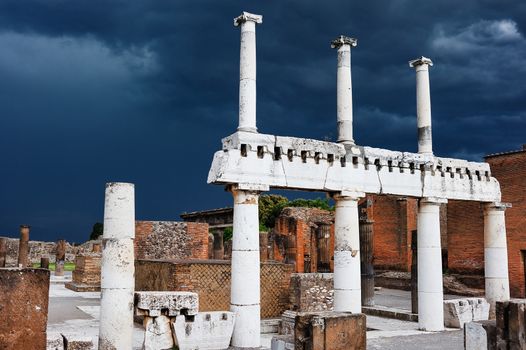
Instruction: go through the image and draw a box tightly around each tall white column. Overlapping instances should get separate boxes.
[484,202,511,318]
[234,12,262,133]
[417,197,446,331]
[230,184,267,348]
[99,183,135,349]
[409,56,433,155]
[333,192,363,313]
[331,36,357,145]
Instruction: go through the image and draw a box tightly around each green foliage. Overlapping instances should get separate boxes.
[33,262,76,271]
[258,194,333,230]
[89,222,104,240]
[223,226,233,242]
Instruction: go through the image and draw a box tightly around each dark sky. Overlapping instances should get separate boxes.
[0,1,525,242]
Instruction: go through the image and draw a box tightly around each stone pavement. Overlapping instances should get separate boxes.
[47,284,464,349]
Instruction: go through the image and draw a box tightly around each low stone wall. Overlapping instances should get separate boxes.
[289,273,334,312]
[0,237,98,266]
[135,259,294,319]
[0,268,50,349]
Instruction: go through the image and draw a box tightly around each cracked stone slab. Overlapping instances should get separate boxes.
[172,311,235,350]
[443,297,489,328]
[134,291,198,317]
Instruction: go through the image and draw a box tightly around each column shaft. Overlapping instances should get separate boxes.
[230,188,260,348]
[360,219,374,307]
[213,230,224,260]
[55,239,66,277]
[99,183,135,349]
[417,199,444,331]
[235,12,262,133]
[409,57,433,155]
[333,195,361,313]
[484,203,510,318]
[18,225,30,267]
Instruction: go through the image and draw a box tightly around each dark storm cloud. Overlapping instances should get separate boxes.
[0,1,524,241]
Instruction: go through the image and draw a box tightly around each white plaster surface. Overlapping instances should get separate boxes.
[172,312,235,350]
[443,298,490,328]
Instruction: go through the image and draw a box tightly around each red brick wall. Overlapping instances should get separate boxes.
[447,200,484,274]
[370,195,417,271]
[486,151,526,297]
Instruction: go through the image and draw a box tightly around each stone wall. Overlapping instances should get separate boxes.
[66,253,102,292]
[289,273,333,312]
[135,221,209,260]
[0,237,98,266]
[0,268,50,349]
[135,259,294,318]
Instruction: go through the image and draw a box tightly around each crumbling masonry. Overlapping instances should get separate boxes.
[206,11,511,348]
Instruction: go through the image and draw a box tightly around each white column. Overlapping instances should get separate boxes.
[331,36,357,145]
[409,56,433,155]
[484,202,511,318]
[99,182,135,349]
[417,197,446,331]
[234,12,262,133]
[333,192,363,313]
[230,184,267,348]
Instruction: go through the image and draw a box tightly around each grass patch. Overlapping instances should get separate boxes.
[32,262,76,271]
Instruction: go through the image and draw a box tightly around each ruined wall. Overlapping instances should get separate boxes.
[0,238,97,266]
[447,200,484,274]
[486,150,526,297]
[369,195,417,272]
[135,259,294,318]
[66,253,102,291]
[135,221,209,260]
[0,268,50,349]
[289,273,334,312]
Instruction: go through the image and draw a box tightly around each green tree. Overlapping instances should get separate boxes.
[89,222,104,240]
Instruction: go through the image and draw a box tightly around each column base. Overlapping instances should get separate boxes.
[418,291,444,331]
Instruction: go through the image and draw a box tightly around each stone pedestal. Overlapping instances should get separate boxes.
[464,320,496,350]
[172,312,235,350]
[495,299,526,349]
[0,268,50,349]
[443,298,489,328]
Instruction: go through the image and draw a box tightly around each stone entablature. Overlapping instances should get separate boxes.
[209,131,501,203]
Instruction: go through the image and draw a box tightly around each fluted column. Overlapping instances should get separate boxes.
[235,12,262,133]
[331,36,357,145]
[409,56,434,155]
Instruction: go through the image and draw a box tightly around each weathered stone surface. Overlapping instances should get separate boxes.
[135,291,199,317]
[62,334,93,350]
[65,254,101,292]
[444,298,490,328]
[291,311,366,350]
[172,311,235,350]
[464,320,496,350]
[289,273,334,312]
[143,316,174,350]
[0,268,50,349]
[495,299,526,350]
[271,335,294,350]
[47,332,64,350]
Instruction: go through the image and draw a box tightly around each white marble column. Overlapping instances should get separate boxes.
[484,202,511,318]
[417,197,446,331]
[230,183,267,348]
[234,11,262,133]
[99,182,135,349]
[409,57,433,155]
[333,191,363,313]
[331,36,357,145]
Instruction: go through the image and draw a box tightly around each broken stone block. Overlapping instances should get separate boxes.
[62,334,93,350]
[444,298,490,328]
[143,315,174,350]
[172,311,235,350]
[47,332,64,350]
[134,291,198,317]
[279,310,297,336]
[271,335,294,350]
[0,268,50,349]
[464,320,496,350]
[294,311,366,350]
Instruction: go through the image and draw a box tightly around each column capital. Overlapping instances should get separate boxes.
[332,190,365,201]
[484,202,512,212]
[331,35,357,49]
[420,197,447,205]
[234,11,263,27]
[409,56,433,68]
[228,183,269,193]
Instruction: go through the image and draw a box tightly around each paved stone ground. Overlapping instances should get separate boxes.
[47,283,464,349]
